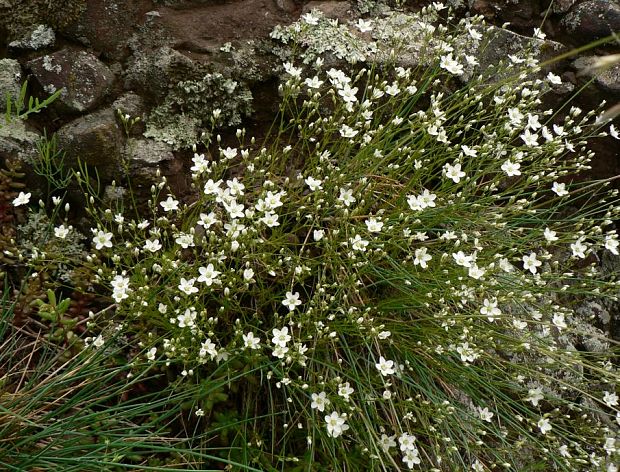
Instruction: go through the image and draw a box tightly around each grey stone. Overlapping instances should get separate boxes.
[112,92,147,136]
[124,46,195,101]
[27,49,115,114]
[0,59,23,111]
[552,0,577,14]
[573,55,620,99]
[0,119,40,162]
[475,26,566,80]
[562,0,620,45]
[57,108,123,178]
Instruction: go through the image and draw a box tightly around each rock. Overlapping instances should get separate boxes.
[0,59,23,111]
[552,0,577,14]
[57,108,123,179]
[562,0,620,45]
[124,46,195,101]
[113,92,147,136]
[475,26,566,80]
[274,0,297,13]
[27,49,115,114]
[302,1,351,20]
[63,0,152,60]
[573,55,620,100]
[0,119,40,162]
[121,138,185,199]
[8,24,55,51]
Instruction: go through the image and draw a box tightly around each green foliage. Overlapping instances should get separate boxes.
[3,80,61,125]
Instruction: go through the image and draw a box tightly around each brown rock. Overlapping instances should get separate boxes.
[57,108,123,179]
[27,49,114,114]
[302,1,351,21]
[562,0,620,46]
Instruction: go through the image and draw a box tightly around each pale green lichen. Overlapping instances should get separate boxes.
[145,72,253,149]
[8,24,55,50]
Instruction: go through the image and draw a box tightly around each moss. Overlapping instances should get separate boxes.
[0,0,86,41]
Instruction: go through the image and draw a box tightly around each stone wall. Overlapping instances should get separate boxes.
[0,0,618,195]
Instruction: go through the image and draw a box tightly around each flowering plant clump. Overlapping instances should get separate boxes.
[11,3,620,471]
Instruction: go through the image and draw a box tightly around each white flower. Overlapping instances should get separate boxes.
[338,187,356,207]
[522,252,542,274]
[175,232,194,249]
[461,145,477,157]
[144,238,162,252]
[54,224,70,239]
[226,177,245,196]
[501,160,521,176]
[453,250,474,268]
[526,387,544,406]
[177,308,197,328]
[444,162,466,183]
[478,407,494,422]
[197,264,221,286]
[203,179,222,195]
[365,217,384,233]
[92,334,105,348]
[221,147,238,159]
[243,268,254,281]
[311,392,330,412]
[538,418,552,434]
[604,437,616,455]
[305,176,323,191]
[160,196,179,212]
[339,124,358,138]
[198,211,218,229]
[272,327,291,347]
[191,153,209,174]
[12,191,31,207]
[313,229,325,241]
[325,411,349,438]
[379,434,397,453]
[92,230,113,250]
[282,291,302,311]
[195,408,204,417]
[375,356,395,376]
[480,298,501,321]
[457,342,478,363]
[146,347,157,361]
[508,107,524,125]
[283,62,302,78]
[606,235,620,255]
[398,432,417,452]
[552,182,568,197]
[178,277,198,295]
[243,332,261,350]
[610,124,619,139]
[544,227,558,242]
[520,129,539,147]
[414,247,432,268]
[349,234,369,251]
[304,76,323,89]
[338,382,354,400]
[468,264,485,279]
[260,212,280,227]
[547,72,562,85]
[301,12,320,25]
[604,391,619,407]
[440,53,464,75]
[355,18,373,32]
[570,238,588,259]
